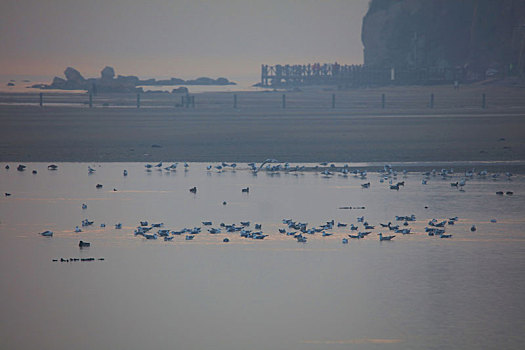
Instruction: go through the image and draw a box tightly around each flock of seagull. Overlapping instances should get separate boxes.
[43,210,472,249]
[1,160,516,253]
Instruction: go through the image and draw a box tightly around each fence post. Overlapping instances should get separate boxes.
[381,93,385,109]
[89,93,93,108]
[192,96,195,108]
[282,94,286,109]
[332,93,336,109]
[136,93,140,109]
[39,93,43,107]
[430,93,434,108]
[482,93,486,109]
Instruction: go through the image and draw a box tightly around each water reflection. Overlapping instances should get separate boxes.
[0,162,525,350]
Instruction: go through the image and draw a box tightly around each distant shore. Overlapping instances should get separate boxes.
[1,85,524,172]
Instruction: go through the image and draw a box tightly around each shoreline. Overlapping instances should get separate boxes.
[1,85,524,169]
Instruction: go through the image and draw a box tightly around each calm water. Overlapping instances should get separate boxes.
[1,162,525,350]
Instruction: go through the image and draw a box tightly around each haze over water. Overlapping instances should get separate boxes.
[1,162,524,350]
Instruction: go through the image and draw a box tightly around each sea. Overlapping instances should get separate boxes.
[1,162,524,350]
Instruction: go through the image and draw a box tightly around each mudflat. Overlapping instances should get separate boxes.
[1,85,524,165]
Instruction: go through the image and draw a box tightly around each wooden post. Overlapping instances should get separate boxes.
[482,93,486,109]
[381,93,385,109]
[191,96,195,108]
[332,94,336,109]
[180,95,184,107]
[89,93,93,108]
[430,93,434,108]
[282,94,286,109]
[233,94,237,108]
[39,93,43,107]
[136,93,140,109]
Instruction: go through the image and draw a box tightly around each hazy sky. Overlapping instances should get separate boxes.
[0,0,369,80]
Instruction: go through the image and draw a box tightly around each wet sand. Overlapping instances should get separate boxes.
[1,85,524,168]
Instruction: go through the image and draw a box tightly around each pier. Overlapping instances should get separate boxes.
[260,63,463,87]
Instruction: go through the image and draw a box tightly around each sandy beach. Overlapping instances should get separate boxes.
[1,85,524,169]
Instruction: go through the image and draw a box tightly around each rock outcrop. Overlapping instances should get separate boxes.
[362,0,525,79]
[100,66,115,81]
[64,67,85,84]
[32,66,236,92]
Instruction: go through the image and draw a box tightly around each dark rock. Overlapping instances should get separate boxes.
[64,67,85,83]
[51,77,67,88]
[30,83,47,89]
[138,78,156,85]
[101,66,115,80]
[189,77,215,85]
[34,66,235,92]
[116,75,139,85]
[171,87,189,94]
[216,77,234,85]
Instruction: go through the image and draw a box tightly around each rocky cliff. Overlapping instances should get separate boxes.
[362,0,525,79]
